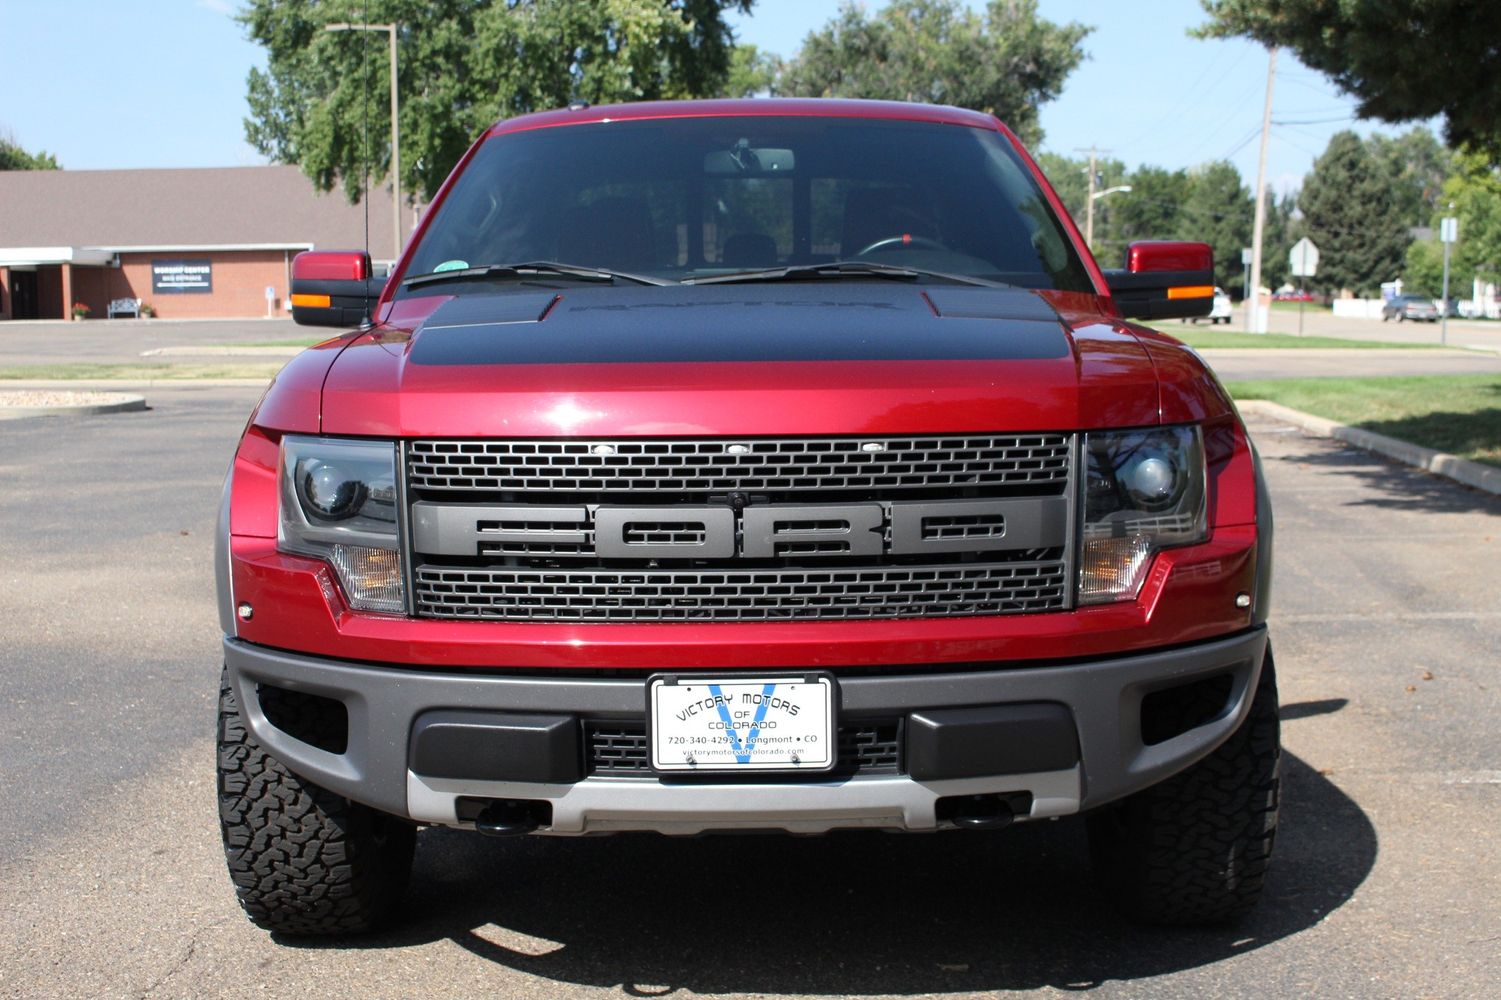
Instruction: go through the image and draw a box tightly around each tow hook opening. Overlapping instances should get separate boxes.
[456,797,552,836]
[936,791,1033,829]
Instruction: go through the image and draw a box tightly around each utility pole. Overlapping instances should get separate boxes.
[1075,145,1110,251]
[1247,48,1276,333]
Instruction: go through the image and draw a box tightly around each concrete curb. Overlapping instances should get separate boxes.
[0,393,147,421]
[1239,399,1501,496]
[139,346,303,358]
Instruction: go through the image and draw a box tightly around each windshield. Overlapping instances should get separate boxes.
[402,115,1094,293]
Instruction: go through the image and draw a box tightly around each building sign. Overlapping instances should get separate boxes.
[151,259,213,294]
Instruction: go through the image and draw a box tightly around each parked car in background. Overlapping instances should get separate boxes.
[1382,295,1439,322]
[1272,290,1315,302]
[1182,286,1232,324]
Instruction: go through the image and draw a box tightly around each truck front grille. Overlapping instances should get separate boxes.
[415,560,1068,622]
[405,433,1076,623]
[408,434,1071,494]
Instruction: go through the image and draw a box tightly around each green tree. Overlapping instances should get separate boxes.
[1199,1,1501,161]
[1110,164,1189,245]
[1405,149,1501,294]
[0,130,60,170]
[723,44,780,97]
[1368,127,1453,229]
[1403,236,1444,295]
[1179,160,1253,295]
[776,0,1090,146]
[1298,131,1411,295]
[1260,191,1301,293]
[241,0,752,204]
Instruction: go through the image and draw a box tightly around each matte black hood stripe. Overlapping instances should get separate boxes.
[407,285,1070,366]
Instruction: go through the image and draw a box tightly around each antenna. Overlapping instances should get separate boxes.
[362,0,371,276]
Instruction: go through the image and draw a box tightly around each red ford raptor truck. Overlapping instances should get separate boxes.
[215,99,1277,935]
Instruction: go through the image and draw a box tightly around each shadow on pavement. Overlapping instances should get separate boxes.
[284,751,1375,994]
[1267,438,1501,516]
[1279,698,1347,721]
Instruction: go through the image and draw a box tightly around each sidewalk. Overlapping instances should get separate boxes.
[1200,347,1501,382]
[1240,399,1501,496]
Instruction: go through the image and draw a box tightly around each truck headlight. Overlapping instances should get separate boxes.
[277,435,405,613]
[1079,425,1207,604]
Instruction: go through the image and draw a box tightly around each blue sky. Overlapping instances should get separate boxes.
[2,0,1410,197]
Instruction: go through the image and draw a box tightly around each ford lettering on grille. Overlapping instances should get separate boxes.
[412,497,1067,560]
[405,434,1076,621]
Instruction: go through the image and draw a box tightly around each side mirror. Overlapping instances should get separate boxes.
[289,251,382,327]
[1103,241,1214,321]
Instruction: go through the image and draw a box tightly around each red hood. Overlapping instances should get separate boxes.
[298,285,1225,438]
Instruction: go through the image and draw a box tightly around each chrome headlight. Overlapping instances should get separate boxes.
[1079,425,1207,604]
[277,435,404,613]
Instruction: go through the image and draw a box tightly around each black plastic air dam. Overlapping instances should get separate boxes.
[410,710,581,784]
[906,703,1079,780]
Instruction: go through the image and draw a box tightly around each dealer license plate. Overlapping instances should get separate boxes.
[648,675,836,773]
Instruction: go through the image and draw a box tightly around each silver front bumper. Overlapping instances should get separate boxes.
[224,627,1268,835]
[407,768,1083,835]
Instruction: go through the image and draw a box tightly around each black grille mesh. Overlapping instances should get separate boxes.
[414,560,1068,622]
[585,720,902,775]
[407,434,1072,494]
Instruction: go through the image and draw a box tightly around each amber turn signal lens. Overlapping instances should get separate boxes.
[290,293,332,308]
[328,544,405,613]
[1077,535,1155,605]
[1166,285,1214,300]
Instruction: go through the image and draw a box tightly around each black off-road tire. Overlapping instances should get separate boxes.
[217,667,415,936]
[1087,648,1281,925]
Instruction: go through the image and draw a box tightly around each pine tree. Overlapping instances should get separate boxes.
[1179,161,1252,295]
[1299,131,1411,296]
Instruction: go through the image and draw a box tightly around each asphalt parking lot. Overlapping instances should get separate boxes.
[1,384,1498,999]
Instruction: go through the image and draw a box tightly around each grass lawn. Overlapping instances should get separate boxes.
[238,337,326,348]
[0,363,282,380]
[1230,374,1501,468]
[1153,326,1445,350]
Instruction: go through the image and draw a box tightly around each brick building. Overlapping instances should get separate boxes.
[0,166,398,320]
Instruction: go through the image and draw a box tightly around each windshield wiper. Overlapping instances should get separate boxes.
[402,260,671,289]
[681,260,1007,288]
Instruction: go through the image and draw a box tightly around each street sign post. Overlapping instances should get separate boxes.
[1240,247,1252,318]
[1440,217,1458,346]
[1288,237,1319,336]
[1289,237,1319,278]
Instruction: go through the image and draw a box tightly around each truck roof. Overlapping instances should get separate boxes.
[485,98,1005,138]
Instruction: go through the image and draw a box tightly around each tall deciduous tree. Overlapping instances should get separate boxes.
[0,130,60,170]
[1406,150,1501,293]
[1299,131,1411,296]
[241,0,752,203]
[1108,165,1190,255]
[776,0,1090,146]
[1368,127,1453,229]
[723,44,779,97]
[1198,0,1501,161]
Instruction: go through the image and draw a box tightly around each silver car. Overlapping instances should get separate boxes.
[1382,294,1439,322]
